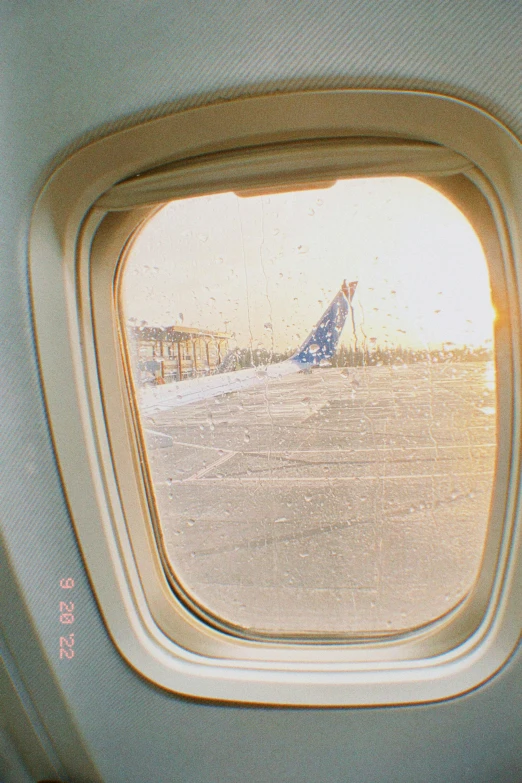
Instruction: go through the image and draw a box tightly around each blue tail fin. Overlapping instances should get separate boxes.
[291,280,357,366]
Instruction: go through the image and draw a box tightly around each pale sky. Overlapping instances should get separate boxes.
[121,177,495,353]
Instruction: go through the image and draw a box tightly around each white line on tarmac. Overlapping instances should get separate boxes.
[158,442,495,456]
[184,451,237,481]
[240,444,496,455]
[154,437,235,453]
[144,428,174,442]
[168,470,492,483]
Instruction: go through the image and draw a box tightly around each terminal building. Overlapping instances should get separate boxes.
[128,324,230,383]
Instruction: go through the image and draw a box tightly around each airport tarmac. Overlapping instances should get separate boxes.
[141,361,496,636]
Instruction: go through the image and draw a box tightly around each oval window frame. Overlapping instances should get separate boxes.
[30,90,522,704]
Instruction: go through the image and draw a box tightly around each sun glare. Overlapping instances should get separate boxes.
[123,177,493,356]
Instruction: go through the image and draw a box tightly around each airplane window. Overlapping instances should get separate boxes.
[119,176,496,637]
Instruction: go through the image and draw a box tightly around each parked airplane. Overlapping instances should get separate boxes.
[139,280,358,413]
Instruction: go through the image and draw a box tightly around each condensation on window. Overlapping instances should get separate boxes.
[120,177,496,636]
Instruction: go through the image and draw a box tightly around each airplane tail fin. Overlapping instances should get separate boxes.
[291,280,357,366]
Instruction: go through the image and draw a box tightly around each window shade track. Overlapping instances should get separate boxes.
[97,139,474,210]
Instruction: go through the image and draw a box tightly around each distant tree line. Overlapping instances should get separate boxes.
[229,347,294,369]
[227,344,493,369]
[331,344,493,367]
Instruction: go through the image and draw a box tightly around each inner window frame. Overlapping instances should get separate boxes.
[110,172,505,645]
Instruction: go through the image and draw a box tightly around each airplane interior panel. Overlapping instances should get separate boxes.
[0,2,521,781]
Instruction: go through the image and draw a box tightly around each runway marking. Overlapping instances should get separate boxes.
[156,442,495,456]
[184,451,237,481]
[144,428,174,442]
[240,444,496,455]
[193,517,374,557]
[168,470,492,484]
[149,437,234,453]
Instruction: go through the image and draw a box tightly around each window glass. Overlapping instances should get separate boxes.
[120,177,496,636]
